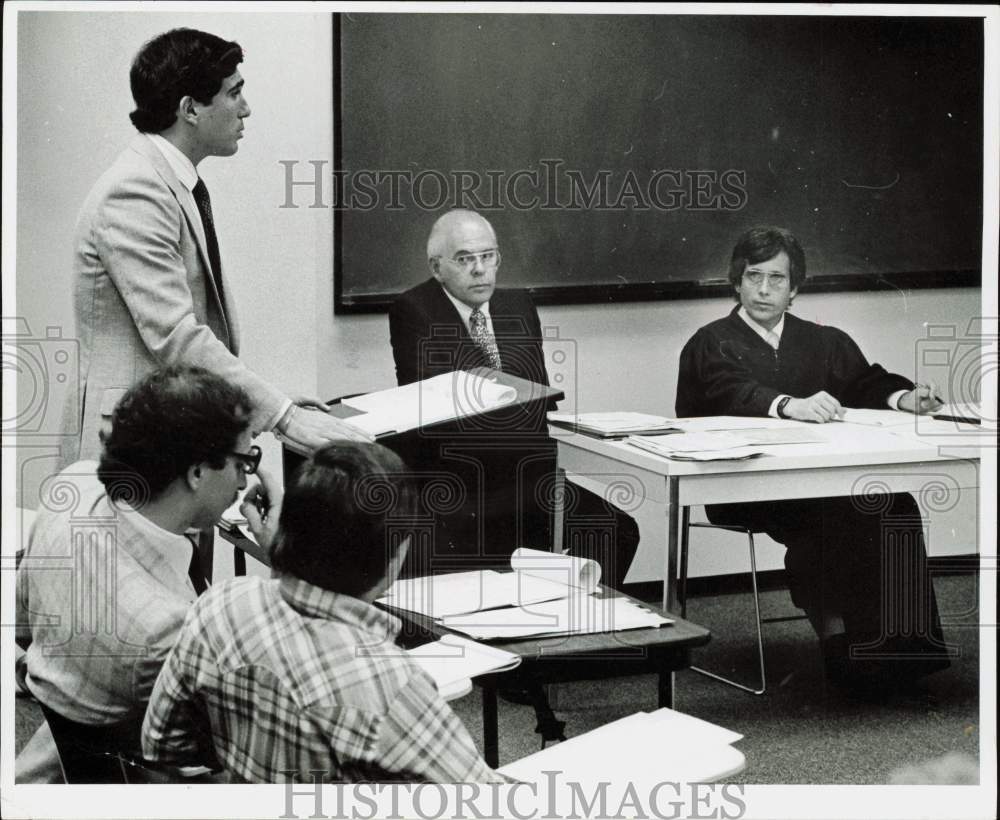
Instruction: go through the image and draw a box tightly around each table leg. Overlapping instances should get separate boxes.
[482,684,499,768]
[552,467,565,552]
[658,670,674,709]
[662,478,679,612]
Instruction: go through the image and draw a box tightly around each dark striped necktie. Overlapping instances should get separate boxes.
[192,178,224,304]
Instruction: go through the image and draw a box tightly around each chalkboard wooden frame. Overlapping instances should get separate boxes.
[333,13,982,315]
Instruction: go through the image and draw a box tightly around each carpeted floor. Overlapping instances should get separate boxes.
[13,574,981,784]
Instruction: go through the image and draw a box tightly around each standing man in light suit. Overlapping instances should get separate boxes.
[62,28,366,467]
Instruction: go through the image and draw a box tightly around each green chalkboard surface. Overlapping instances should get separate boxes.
[334,14,982,312]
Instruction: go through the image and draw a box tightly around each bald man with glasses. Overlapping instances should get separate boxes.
[389,209,548,388]
[387,210,552,564]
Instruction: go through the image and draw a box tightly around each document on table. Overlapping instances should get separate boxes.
[673,415,808,432]
[406,634,521,693]
[547,411,680,437]
[626,432,765,461]
[498,708,745,784]
[340,371,518,436]
[439,594,671,640]
[839,408,917,427]
[378,548,601,619]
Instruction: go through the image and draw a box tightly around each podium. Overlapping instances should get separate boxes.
[281,369,563,578]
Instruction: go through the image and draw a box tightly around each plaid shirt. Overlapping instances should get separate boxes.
[142,575,504,783]
[17,462,198,725]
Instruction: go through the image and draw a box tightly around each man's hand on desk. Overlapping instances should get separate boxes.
[784,391,844,423]
[897,383,944,415]
[241,468,283,550]
[276,402,374,449]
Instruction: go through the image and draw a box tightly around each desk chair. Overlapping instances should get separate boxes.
[39,703,217,784]
[677,507,805,695]
[38,703,146,783]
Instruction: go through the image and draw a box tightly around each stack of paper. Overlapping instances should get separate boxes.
[548,411,680,438]
[378,549,602,619]
[627,432,764,461]
[440,595,671,640]
[406,634,521,694]
[340,371,518,437]
[498,707,745,783]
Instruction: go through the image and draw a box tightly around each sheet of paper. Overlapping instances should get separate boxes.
[406,635,521,691]
[440,595,671,640]
[342,371,517,434]
[839,408,917,427]
[626,433,765,461]
[547,411,677,434]
[378,570,572,619]
[510,547,601,593]
[730,427,828,445]
[673,415,807,432]
[498,708,745,784]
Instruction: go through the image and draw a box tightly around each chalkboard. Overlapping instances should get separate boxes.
[332,14,982,312]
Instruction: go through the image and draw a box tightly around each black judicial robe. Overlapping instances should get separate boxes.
[676,306,950,683]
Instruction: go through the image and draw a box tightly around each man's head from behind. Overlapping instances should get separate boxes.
[427,209,500,309]
[97,365,253,529]
[271,442,418,601]
[129,28,249,159]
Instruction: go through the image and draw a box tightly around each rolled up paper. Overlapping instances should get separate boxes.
[510,547,601,594]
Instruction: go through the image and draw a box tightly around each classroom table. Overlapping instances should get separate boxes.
[216,522,711,769]
[548,419,984,611]
[381,588,711,769]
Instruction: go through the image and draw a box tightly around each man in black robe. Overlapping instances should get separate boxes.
[676,226,952,696]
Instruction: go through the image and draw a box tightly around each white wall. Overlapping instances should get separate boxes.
[9,9,982,580]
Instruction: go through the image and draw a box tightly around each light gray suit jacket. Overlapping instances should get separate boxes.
[60,134,285,464]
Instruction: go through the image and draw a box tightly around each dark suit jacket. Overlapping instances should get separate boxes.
[388,279,555,563]
[389,279,551,402]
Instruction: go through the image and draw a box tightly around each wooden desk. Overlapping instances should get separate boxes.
[549,420,983,609]
[382,589,710,768]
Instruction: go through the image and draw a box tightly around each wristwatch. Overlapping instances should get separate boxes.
[776,396,792,419]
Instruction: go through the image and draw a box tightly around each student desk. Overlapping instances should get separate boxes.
[216,524,711,769]
[549,420,984,609]
[381,589,710,768]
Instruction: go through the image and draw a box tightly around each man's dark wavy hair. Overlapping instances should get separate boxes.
[97,365,252,502]
[129,28,243,133]
[728,226,807,299]
[271,442,418,597]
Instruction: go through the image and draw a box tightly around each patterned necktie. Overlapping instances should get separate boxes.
[192,178,224,303]
[469,307,503,370]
